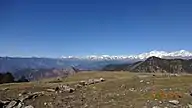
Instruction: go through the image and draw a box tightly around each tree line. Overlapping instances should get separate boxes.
[0,72,29,84]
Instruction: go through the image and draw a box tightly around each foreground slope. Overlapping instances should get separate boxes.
[0,72,192,108]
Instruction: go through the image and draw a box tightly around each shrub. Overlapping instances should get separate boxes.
[0,72,15,84]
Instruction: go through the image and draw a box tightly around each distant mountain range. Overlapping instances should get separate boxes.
[103,56,192,73]
[62,50,192,60]
[0,50,192,80]
[0,50,192,72]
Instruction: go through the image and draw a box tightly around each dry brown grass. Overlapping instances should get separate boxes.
[0,71,192,108]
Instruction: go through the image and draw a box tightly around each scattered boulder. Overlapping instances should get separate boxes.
[24,105,34,108]
[140,80,144,83]
[94,78,105,83]
[100,78,105,82]
[2,88,9,91]
[152,106,160,108]
[0,100,10,105]
[159,101,162,104]
[129,88,135,92]
[0,100,24,108]
[46,89,56,92]
[79,81,87,86]
[120,84,126,88]
[75,84,82,88]
[188,104,192,108]
[146,82,150,84]
[18,96,28,102]
[18,91,44,102]
[87,79,95,85]
[54,85,75,93]
[15,102,22,108]
[170,74,179,77]
[168,100,180,105]
[1,91,43,108]
[79,78,105,86]
[5,100,17,108]
[44,102,47,106]
[0,77,106,108]
[92,79,101,83]
[18,94,22,97]
[65,87,75,93]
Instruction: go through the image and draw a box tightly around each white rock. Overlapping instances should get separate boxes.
[168,100,179,105]
[2,88,9,91]
[18,93,22,96]
[152,106,161,108]
[15,102,22,108]
[146,82,150,84]
[129,88,135,92]
[6,101,17,108]
[44,102,47,105]
[24,105,34,108]
[46,89,55,92]
[99,78,105,82]
[188,104,192,108]
[140,80,144,83]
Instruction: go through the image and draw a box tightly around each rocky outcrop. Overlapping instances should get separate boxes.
[0,91,44,108]
[78,78,105,86]
[47,78,106,93]
[0,77,106,108]
[0,99,30,108]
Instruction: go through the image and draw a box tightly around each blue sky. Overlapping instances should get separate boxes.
[0,0,192,57]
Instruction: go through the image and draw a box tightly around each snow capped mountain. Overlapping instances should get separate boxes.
[62,50,192,60]
[134,50,192,59]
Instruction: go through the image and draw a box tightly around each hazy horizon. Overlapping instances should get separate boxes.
[0,50,191,58]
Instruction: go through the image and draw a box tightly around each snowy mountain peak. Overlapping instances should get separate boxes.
[136,50,192,59]
[61,50,192,60]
